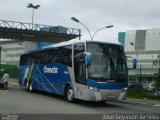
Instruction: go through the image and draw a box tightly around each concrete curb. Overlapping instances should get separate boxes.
[119,100,160,108]
[150,104,160,107]
[118,100,152,107]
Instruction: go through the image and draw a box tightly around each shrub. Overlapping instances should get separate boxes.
[0,64,18,78]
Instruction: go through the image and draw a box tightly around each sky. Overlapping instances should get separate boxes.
[0,0,160,43]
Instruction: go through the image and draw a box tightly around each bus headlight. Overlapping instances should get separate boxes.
[122,87,128,92]
[88,86,98,91]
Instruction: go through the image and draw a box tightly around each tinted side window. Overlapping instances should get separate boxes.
[39,50,53,64]
[20,54,34,65]
[39,45,72,67]
[20,45,72,67]
[59,45,72,67]
[20,54,26,65]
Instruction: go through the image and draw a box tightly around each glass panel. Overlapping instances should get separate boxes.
[87,42,127,82]
[74,43,86,84]
[87,43,110,81]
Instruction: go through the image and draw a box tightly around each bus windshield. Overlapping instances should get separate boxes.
[87,42,127,82]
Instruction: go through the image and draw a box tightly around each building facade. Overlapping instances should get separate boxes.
[119,28,160,84]
[0,40,25,66]
[0,40,49,67]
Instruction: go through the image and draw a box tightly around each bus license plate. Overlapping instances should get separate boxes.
[107,93,115,98]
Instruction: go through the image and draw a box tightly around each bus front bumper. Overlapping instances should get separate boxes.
[84,88,127,101]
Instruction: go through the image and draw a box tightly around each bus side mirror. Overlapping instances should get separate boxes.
[132,58,137,69]
[85,52,92,65]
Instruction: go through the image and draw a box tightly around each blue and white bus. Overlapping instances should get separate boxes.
[19,40,135,102]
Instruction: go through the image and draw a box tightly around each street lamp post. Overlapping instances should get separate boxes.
[71,17,113,40]
[130,42,142,84]
[92,25,113,40]
[71,17,92,40]
[27,3,40,29]
[0,46,1,72]
[130,42,138,60]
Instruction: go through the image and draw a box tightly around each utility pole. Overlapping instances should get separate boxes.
[130,42,142,84]
[0,46,1,74]
[27,3,40,29]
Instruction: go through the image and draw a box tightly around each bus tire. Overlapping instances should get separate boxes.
[65,86,75,103]
[29,81,33,92]
[24,80,29,91]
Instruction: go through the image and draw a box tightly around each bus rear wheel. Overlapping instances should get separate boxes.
[65,86,75,103]
[25,80,29,91]
[28,81,33,92]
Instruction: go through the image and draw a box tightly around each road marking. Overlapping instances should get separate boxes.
[3,90,9,95]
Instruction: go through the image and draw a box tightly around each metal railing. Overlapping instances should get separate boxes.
[0,20,81,36]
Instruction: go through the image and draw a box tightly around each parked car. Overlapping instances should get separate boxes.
[147,83,156,92]
[142,83,150,91]
[153,90,160,96]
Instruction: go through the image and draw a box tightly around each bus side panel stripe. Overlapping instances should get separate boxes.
[86,79,128,89]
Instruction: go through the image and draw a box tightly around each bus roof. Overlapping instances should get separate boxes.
[46,39,121,48]
[21,39,121,55]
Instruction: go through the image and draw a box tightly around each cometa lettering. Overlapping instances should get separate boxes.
[43,66,58,74]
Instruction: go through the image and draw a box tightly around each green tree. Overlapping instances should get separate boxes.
[153,55,160,90]
[155,73,160,90]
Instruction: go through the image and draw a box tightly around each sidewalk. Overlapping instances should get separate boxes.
[121,98,160,107]
[10,78,18,83]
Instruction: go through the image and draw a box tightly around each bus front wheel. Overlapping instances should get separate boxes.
[65,86,75,103]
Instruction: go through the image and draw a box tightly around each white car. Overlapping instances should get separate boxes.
[153,90,160,96]
[147,83,155,92]
[142,83,150,91]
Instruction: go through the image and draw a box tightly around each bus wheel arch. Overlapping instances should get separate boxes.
[65,84,75,103]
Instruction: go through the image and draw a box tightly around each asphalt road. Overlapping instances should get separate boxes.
[0,82,160,120]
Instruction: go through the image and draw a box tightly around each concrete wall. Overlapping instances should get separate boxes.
[145,28,160,51]
[24,41,38,52]
[0,41,24,66]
